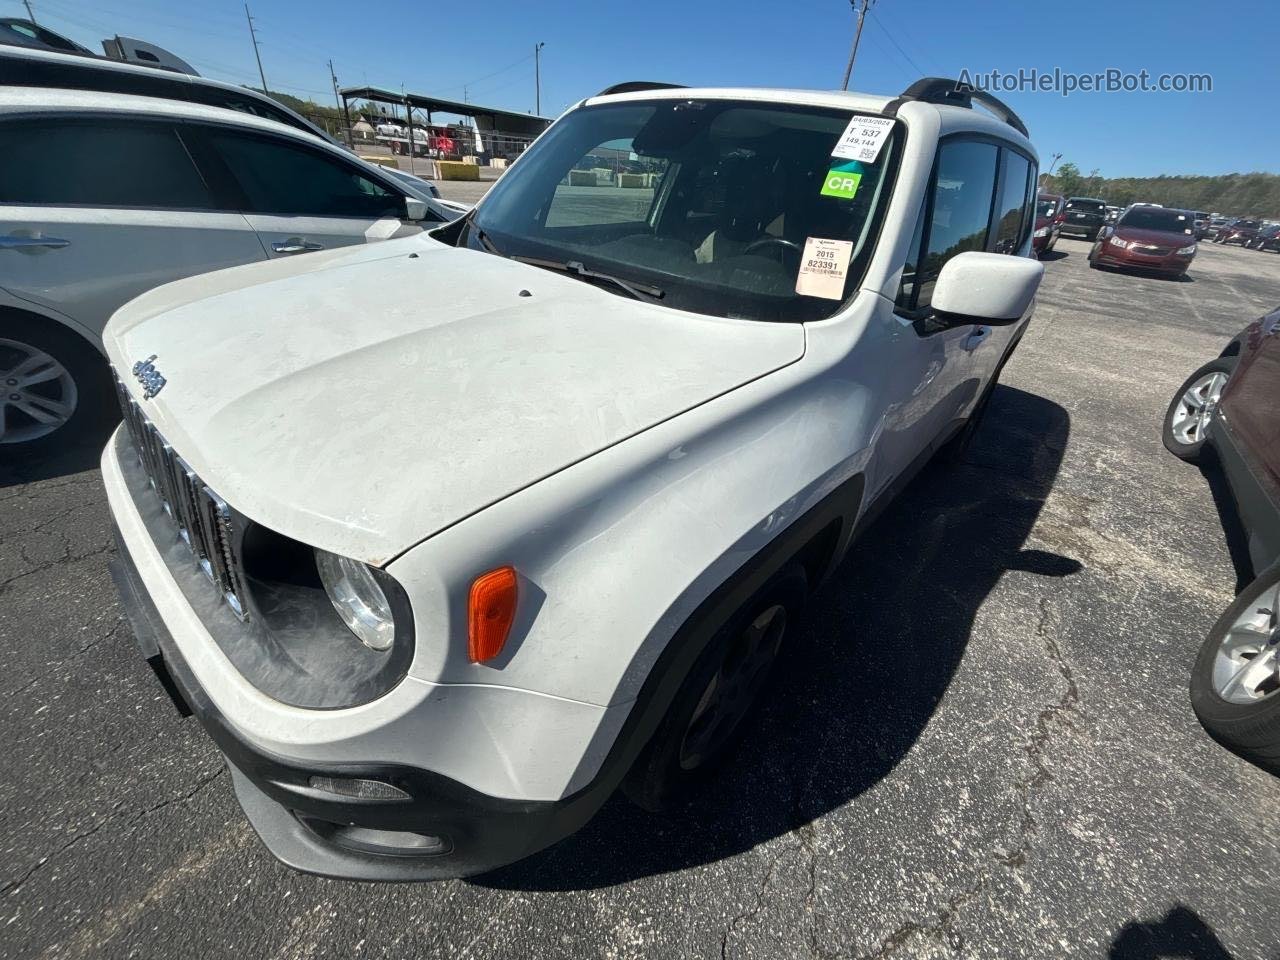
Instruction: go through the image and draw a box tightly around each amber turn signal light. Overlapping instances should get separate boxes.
[468,566,518,663]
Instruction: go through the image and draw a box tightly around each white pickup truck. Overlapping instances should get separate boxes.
[103,78,1044,880]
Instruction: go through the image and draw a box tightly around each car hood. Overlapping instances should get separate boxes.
[1114,227,1194,247]
[105,236,805,565]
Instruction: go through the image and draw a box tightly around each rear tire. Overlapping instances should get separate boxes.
[622,566,808,812]
[1190,564,1280,772]
[1161,357,1235,463]
[0,313,113,458]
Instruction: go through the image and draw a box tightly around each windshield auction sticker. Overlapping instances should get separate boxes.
[821,160,863,199]
[796,237,854,300]
[831,115,895,163]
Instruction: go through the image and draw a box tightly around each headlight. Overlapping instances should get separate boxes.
[1033,226,1049,238]
[316,549,396,651]
[1108,236,1129,249]
[1176,243,1197,255]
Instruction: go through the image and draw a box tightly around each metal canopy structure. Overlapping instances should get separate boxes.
[338,85,550,156]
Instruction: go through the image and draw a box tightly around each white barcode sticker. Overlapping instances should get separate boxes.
[831,115,895,163]
[795,237,854,300]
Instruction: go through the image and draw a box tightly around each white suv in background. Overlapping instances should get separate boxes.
[103,79,1043,880]
[0,88,459,453]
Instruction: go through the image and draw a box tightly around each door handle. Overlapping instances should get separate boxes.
[963,325,992,352]
[0,234,71,250]
[271,238,324,254]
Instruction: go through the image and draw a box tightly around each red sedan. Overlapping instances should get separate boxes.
[1032,192,1063,256]
[1088,206,1198,277]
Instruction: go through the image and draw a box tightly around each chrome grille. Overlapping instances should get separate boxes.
[1134,244,1170,255]
[113,375,249,621]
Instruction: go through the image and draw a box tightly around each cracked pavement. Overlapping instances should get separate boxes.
[3,237,1280,959]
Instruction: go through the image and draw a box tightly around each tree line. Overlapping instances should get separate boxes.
[1040,162,1280,218]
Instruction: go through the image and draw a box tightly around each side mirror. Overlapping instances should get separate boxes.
[404,197,429,221]
[931,251,1043,326]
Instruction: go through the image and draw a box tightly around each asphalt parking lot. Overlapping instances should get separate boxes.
[3,233,1280,960]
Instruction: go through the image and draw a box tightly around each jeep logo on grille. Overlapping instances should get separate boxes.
[132,355,166,400]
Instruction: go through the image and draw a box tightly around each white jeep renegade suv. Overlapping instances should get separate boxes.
[102,78,1044,880]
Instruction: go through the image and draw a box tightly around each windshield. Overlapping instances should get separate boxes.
[1118,208,1194,233]
[1236,219,1262,229]
[1036,198,1058,218]
[1066,199,1105,213]
[468,99,901,322]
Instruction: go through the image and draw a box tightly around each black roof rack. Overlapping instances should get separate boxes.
[899,77,1028,138]
[596,81,687,97]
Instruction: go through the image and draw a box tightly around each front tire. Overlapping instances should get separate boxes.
[1191,565,1280,771]
[1161,357,1234,463]
[0,314,113,457]
[622,567,807,812]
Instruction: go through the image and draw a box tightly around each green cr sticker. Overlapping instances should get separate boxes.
[821,161,863,199]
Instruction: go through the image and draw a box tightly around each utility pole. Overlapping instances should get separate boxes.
[244,4,268,95]
[840,0,875,91]
[21,0,36,24]
[535,41,545,115]
[329,60,353,148]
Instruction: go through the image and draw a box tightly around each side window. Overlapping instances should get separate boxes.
[913,140,999,312]
[205,130,404,219]
[0,120,212,209]
[992,150,1032,254]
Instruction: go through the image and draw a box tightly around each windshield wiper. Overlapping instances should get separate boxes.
[469,221,503,255]
[510,255,664,302]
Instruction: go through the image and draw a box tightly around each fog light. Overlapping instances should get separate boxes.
[302,818,453,857]
[308,775,411,801]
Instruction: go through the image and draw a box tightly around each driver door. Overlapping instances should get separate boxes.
[868,138,1006,501]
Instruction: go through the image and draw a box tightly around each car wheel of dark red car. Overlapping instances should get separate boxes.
[1162,357,1235,462]
[1191,563,1280,772]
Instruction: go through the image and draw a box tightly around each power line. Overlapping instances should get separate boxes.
[868,9,929,78]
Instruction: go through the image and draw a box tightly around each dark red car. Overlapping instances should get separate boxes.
[1216,218,1263,246]
[1032,192,1063,256]
[1088,206,1197,277]
[1163,308,1280,770]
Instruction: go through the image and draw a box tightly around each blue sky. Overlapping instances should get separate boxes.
[22,0,1279,178]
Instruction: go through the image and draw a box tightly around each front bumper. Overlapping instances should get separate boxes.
[109,522,610,880]
[1092,248,1190,275]
[1058,220,1103,237]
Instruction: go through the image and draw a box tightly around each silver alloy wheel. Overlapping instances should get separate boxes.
[678,603,787,771]
[1211,579,1280,704]
[1169,370,1228,447]
[0,338,78,444]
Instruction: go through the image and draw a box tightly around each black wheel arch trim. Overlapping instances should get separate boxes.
[567,471,866,792]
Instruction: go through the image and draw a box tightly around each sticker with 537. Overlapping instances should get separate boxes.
[831,115,895,163]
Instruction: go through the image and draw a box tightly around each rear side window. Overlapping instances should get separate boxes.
[204,130,403,219]
[0,120,212,209]
[992,152,1032,254]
